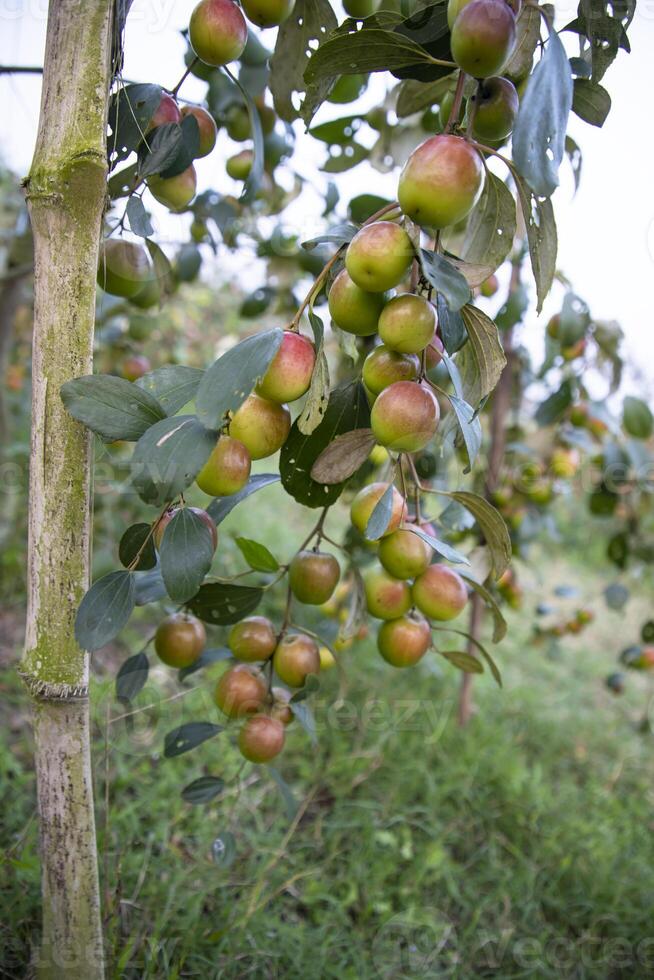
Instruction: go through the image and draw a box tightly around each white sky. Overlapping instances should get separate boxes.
[1,0,652,396]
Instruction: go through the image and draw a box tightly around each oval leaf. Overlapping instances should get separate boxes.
[407,525,470,566]
[179,646,233,681]
[160,508,216,602]
[235,537,280,573]
[419,249,471,312]
[136,365,204,416]
[311,428,376,484]
[61,375,165,442]
[182,776,225,805]
[365,483,395,541]
[119,523,157,571]
[187,583,264,625]
[131,415,217,506]
[115,651,149,701]
[207,474,280,525]
[75,570,135,652]
[440,649,484,673]
[439,490,511,580]
[164,722,224,758]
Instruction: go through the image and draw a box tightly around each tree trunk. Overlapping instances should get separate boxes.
[20,1,114,976]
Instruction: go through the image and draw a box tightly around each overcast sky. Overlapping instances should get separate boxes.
[1,0,652,397]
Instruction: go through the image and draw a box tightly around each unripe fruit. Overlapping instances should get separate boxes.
[273,633,321,687]
[447,0,472,28]
[271,687,294,725]
[398,135,484,229]
[343,0,380,15]
[148,93,182,130]
[550,448,579,479]
[256,330,315,403]
[350,482,406,537]
[154,506,218,551]
[438,90,458,129]
[378,613,431,667]
[480,273,499,298]
[345,221,414,293]
[225,104,251,142]
[147,164,197,212]
[215,664,267,718]
[189,0,248,67]
[412,564,468,621]
[228,393,291,459]
[328,73,367,104]
[364,568,412,620]
[378,527,431,580]
[371,381,440,452]
[451,0,517,78]
[154,613,206,668]
[226,149,253,180]
[328,268,388,336]
[180,105,217,158]
[129,277,160,310]
[378,293,436,354]
[238,714,285,763]
[121,354,151,381]
[319,646,336,670]
[196,436,251,497]
[241,0,295,28]
[228,615,277,662]
[425,332,444,369]
[362,346,419,396]
[471,76,519,141]
[191,219,209,243]
[289,550,340,605]
[97,239,154,299]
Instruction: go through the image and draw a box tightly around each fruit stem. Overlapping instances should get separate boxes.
[127,502,174,571]
[444,70,467,135]
[170,58,198,98]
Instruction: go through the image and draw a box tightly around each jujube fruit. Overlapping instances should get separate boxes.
[343,0,381,15]
[289,550,340,605]
[189,0,248,67]
[447,0,472,28]
[328,74,367,104]
[180,105,218,158]
[226,150,253,181]
[378,527,432,580]
[225,104,251,142]
[228,615,277,662]
[377,613,431,667]
[97,239,154,299]
[121,354,151,381]
[256,330,316,403]
[273,633,321,688]
[345,221,413,293]
[450,0,517,78]
[319,646,336,670]
[241,0,295,28]
[328,268,388,336]
[364,568,412,620]
[271,687,294,725]
[412,564,468,621]
[350,482,406,537]
[378,293,436,355]
[154,506,218,551]
[154,613,206,668]
[480,273,499,297]
[215,664,267,718]
[238,714,285,763]
[398,135,484,229]
[228,393,291,459]
[147,164,197,212]
[471,76,519,141]
[148,93,181,130]
[196,435,251,497]
[362,346,420,396]
[371,381,440,452]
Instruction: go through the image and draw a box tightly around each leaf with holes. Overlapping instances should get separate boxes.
[164,722,224,758]
[130,415,217,506]
[269,0,338,122]
[61,375,165,442]
[514,174,557,313]
[159,508,216,603]
[75,570,135,652]
[187,583,264,625]
[503,3,541,81]
[136,365,204,416]
[311,428,376,484]
[462,172,516,271]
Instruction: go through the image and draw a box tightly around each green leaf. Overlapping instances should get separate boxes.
[160,509,215,602]
[432,625,502,686]
[440,650,484,673]
[564,135,583,193]
[365,483,395,541]
[131,415,217,506]
[280,381,370,508]
[298,308,330,436]
[163,722,223,758]
[503,3,541,82]
[438,490,511,580]
[75,570,135,652]
[207,474,280,525]
[348,194,392,223]
[419,249,471,312]
[572,78,611,127]
[269,0,338,122]
[623,396,653,440]
[392,2,452,83]
[406,525,470,567]
[459,305,507,405]
[136,365,204,416]
[223,67,264,202]
[435,294,466,354]
[512,25,573,197]
[195,329,283,431]
[395,76,454,118]
[446,393,482,472]
[514,174,557,313]
[126,197,154,238]
[459,573,507,642]
[118,523,157,571]
[339,565,366,643]
[187,583,264,625]
[535,380,573,426]
[290,701,318,744]
[235,537,280,572]
[137,122,186,179]
[179,646,233,681]
[301,223,358,251]
[182,776,225,805]
[60,375,165,442]
[108,83,162,168]
[115,652,149,701]
[161,113,200,179]
[310,428,376,484]
[462,172,516,272]
[289,673,320,702]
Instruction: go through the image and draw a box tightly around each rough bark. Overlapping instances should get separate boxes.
[20,1,115,976]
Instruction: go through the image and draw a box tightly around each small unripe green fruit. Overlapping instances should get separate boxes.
[328,268,388,336]
[451,0,517,78]
[154,613,206,668]
[412,564,468,621]
[180,105,218,157]
[398,135,484,229]
[471,76,519,141]
[121,354,151,381]
[343,0,380,15]
[154,506,218,552]
[241,0,295,28]
[438,90,461,129]
[228,393,291,459]
[273,633,321,688]
[350,482,406,537]
[378,293,436,354]
[97,239,154,299]
[371,381,440,452]
[148,93,182,130]
[196,436,251,496]
[345,221,414,293]
[228,615,277,662]
[289,550,340,605]
[191,219,209,243]
[480,273,499,297]
[256,330,315,403]
[378,527,431,580]
[378,613,431,667]
[362,345,419,396]
[226,149,253,180]
[364,568,412,620]
[238,714,286,763]
[328,74,367,104]
[147,165,197,212]
[215,664,267,718]
[225,104,251,142]
[189,0,248,67]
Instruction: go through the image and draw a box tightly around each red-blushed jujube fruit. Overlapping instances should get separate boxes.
[450,0,517,78]
[471,76,519,141]
[447,0,472,28]
[273,633,321,688]
[378,293,436,354]
[148,92,182,130]
[241,0,295,28]
[238,714,286,763]
[214,664,267,718]
[377,612,431,667]
[228,615,277,662]
[271,687,294,725]
[345,221,414,293]
[350,482,406,537]
[228,393,291,459]
[378,527,432,580]
[412,563,468,621]
[97,239,154,299]
[398,135,484,229]
[121,354,151,381]
[425,332,444,369]
[371,381,440,452]
[180,104,218,157]
[328,268,388,336]
[362,345,419,396]
[154,613,206,668]
[256,330,316,403]
[364,567,412,620]
[189,0,248,66]
[289,550,340,605]
[154,506,218,552]
[226,150,253,181]
[147,164,197,212]
[480,273,499,297]
[196,435,251,497]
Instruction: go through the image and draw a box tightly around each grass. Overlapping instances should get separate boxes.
[2,494,654,978]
